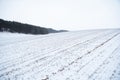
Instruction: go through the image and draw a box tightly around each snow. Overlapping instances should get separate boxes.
[0,29,120,80]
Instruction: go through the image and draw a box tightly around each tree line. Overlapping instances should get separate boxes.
[0,19,67,34]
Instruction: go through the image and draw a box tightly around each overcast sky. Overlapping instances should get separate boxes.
[0,0,120,30]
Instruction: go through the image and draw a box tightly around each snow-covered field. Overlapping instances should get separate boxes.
[0,29,120,80]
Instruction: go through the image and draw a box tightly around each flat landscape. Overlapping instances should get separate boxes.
[0,29,120,80]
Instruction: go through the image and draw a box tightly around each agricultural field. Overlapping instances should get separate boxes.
[0,29,120,80]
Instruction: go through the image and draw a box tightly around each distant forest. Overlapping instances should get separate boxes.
[0,19,67,34]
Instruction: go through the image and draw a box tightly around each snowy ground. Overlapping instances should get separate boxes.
[0,29,120,80]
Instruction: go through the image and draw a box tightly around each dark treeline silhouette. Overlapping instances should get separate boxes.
[47,28,68,33]
[0,19,68,34]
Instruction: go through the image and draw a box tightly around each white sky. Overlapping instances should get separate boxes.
[0,0,120,31]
